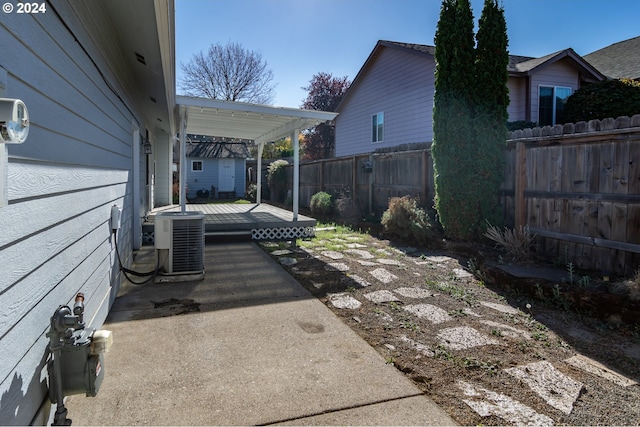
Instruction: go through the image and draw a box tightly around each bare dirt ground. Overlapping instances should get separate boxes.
[259,226,640,426]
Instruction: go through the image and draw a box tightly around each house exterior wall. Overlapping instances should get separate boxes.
[335,47,435,157]
[186,157,246,198]
[0,5,155,424]
[507,77,527,122]
[529,59,580,124]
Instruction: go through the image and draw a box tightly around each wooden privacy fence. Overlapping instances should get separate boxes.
[289,116,640,275]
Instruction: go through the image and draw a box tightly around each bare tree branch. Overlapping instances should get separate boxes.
[179,42,276,104]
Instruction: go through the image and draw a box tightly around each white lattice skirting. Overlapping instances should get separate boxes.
[252,226,315,240]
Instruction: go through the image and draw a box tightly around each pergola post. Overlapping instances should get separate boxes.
[256,143,264,204]
[292,129,299,221]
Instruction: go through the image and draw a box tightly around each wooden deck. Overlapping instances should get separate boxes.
[143,203,317,242]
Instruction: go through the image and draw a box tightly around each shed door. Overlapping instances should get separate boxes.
[218,158,235,192]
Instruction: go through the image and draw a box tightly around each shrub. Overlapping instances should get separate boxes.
[507,120,537,131]
[334,187,361,225]
[310,191,333,216]
[562,78,640,123]
[267,159,288,202]
[246,183,257,202]
[483,223,535,262]
[381,196,438,245]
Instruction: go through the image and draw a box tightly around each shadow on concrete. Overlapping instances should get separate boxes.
[107,242,315,323]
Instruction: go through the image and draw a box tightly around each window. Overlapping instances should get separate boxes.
[372,112,384,143]
[539,86,571,126]
[191,160,203,172]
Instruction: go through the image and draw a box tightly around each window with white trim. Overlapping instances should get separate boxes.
[539,86,571,126]
[191,160,203,172]
[372,112,384,143]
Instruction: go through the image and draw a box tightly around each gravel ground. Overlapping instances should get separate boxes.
[260,227,640,426]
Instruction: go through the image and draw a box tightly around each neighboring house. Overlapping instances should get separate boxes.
[185,136,249,199]
[335,40,604,157]
[0,2,175,424]
[584,35,640,80]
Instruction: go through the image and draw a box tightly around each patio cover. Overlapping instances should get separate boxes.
[176,95,337,220]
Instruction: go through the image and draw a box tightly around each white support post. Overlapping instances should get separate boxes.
[256,143,264,204]
[179,106,188,212]
[292,128,299,221]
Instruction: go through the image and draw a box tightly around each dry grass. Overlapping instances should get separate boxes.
[484,224,536,262]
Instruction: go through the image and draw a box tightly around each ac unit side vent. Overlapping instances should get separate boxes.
[154,212,205,275]
[171,219,204,273]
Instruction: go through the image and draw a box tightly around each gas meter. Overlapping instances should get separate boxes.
[46,293,113,425]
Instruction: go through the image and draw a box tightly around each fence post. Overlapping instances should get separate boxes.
[352,156,357,202]
[515,141,526,229]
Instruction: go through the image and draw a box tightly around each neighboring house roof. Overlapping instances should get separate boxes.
[337,40,604,112]
[509,48,604,81]
[186,141,249,159]
[584,35,640,80]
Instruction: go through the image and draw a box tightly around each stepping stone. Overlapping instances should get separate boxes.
[376,258,404,266]
[375,249,393,256]
[271,249,292,256]
[404,304,450,324]
[453,268,473,278]
[480,301,521,315]
[394,287,434,299]
[463,308,482,317]
[312,282,324,289]
[321,250,344,260]
[480,320,532,340]
[328,293,362,309]
[345,243,367,248]
[279,257,297,266]
[325,262,349,272]
[458,380,554,426]
[357,260,379,267]
[505,361,583,415]
[261,242,280,248]
[363,290,399,303]
[369,268,398,283]
[399,335,434,357]
[344,249,374,259]
[423,255,455,263]
[348,274,371,287]
[565,355,638,387]
[437,326,501,350]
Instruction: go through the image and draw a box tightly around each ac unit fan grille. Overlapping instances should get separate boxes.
[171,218,204,273]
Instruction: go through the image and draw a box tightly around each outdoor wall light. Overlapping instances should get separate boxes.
[143,138,152,155]
[362,160,373,173]
[0,98,29,144]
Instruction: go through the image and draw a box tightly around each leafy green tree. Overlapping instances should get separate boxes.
[432,0,477,240]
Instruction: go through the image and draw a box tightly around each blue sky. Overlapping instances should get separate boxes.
[175,0,640,108]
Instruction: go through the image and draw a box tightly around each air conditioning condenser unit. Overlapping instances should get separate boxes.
[154,212,205,278]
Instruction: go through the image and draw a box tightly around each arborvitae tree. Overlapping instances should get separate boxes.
[432,0,478,240]
[472,0,509,231]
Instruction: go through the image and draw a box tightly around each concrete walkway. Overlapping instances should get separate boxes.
[64,243,456,426]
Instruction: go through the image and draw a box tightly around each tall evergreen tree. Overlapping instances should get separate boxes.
[432,0,477,240]
[473,0,509,230]
[432,0,509,240]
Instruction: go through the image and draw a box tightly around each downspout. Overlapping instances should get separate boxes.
[179,105,187,212]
